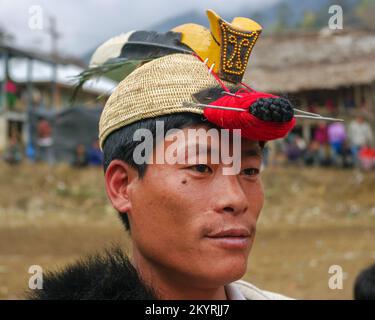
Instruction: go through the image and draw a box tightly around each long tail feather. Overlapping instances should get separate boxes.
[71,59,141,103]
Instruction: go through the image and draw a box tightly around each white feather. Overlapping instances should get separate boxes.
[89,31,135,67]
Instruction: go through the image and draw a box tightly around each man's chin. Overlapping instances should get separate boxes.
[196,256,249,286]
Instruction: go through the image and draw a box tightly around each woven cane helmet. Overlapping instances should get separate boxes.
[99,53,227,149]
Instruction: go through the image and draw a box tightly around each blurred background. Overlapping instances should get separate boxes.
[0,0,374,299]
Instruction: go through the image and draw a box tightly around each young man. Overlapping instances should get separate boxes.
[29,10,299,300]
[102,113,273,300]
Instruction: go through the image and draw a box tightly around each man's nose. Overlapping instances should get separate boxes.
[212,175,248,215]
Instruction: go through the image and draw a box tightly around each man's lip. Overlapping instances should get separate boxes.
[205,228,251,238]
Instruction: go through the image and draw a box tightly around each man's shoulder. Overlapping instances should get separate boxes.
[233,280,294,300]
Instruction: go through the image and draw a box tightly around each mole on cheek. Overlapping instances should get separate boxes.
[181,179,187,185]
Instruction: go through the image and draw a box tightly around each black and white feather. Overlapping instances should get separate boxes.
[73,30,193,100]
[90,30,192,67]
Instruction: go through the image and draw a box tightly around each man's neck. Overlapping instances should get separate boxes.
[131,249,228,300]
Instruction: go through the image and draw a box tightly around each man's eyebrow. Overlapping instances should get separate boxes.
[176,142,217,154]
[193,145,262,158]
[242,147,263,157]
[174,142,262,158]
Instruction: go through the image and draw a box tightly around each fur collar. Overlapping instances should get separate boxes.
[27,247,156,300]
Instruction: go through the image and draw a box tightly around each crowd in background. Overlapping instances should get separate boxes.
[2,118,103,168]
[263,115,375,170]
[2,114,375,171]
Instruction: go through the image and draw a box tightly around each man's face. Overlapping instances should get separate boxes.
[127,125,264,288]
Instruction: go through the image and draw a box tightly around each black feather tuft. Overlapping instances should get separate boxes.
[250,97,294,122]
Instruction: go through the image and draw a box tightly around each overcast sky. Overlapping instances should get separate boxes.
[0,0,280,57]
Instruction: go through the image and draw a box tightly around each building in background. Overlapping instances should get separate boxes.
[2,29,375,164]
[245,29,375,142]
[0,45,117,153]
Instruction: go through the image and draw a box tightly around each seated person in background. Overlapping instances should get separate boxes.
[358,144,375,171]
[72,144,88,168]
[87,140,103,166]
[3,135,23,165]
[304,140,320,166]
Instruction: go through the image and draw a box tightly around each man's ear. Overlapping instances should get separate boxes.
[105,160,138,213]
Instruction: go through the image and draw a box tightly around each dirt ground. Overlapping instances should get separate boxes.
[0,162,374,299]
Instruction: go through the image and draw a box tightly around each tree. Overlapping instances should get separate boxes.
[356,0,375,29]
[300,11,318,30]
[275,2,293,33]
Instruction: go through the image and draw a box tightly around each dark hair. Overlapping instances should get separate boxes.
[354,263,375,300]
[102,112,216,231]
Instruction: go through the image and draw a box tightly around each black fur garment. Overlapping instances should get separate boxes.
[27,247,157,300]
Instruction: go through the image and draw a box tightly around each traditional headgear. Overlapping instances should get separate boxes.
[76,9,342,149]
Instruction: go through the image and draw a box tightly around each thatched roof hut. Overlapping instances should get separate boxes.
[245,29,375,93]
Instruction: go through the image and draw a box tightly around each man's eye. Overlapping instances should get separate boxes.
[242,168,260,176]
[189,164,212,173]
